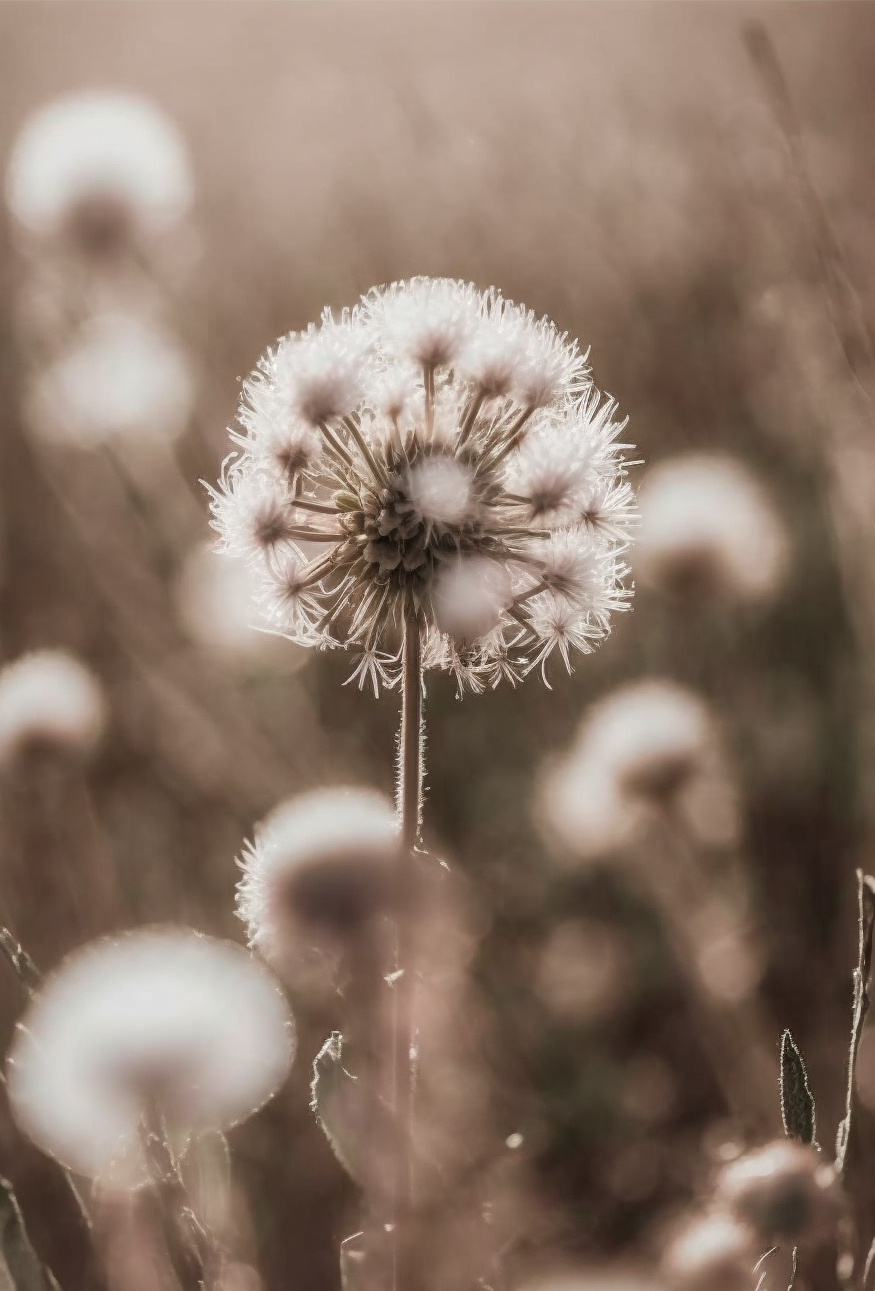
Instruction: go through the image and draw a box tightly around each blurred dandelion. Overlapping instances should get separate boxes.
[714,1140,840,1248]
[0,649,106,763]
[661,1212,757,1291]
[207,277,635,695]
[26,313,194,450]
[237,786,399,960]
[6,90,193,252]
[634,454,788,604]
[6,927,294,1188]
[537,679,737,860]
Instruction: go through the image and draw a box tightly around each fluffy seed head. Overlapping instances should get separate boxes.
[0,650,106,762]
[208,278,636,694]
[661,1213,757,1291]
[6,928,294,1188]
[538,680,738,860]
[6,91,192,249]
[715,1140,840,1246]
[237,787,399,959]
[27,314,194,449]
[635,454,788,603]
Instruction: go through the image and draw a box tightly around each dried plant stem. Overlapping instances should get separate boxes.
[390,610,424,1291]
[141,1107,222,1291]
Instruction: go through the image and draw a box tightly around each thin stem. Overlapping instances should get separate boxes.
[456,390,485,451]
[284,527,343,544]
[141,1105,222,1291]
[291,498,340,516]
[389,610,424,1291]
[317,420,356,471]
[423,365,435,436]
[342,416,391,489]
[836,871,875,1179]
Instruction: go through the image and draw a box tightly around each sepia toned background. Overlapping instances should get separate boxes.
[1,3,875,1289]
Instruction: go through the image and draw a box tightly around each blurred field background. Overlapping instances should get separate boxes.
[1,2,875,1289]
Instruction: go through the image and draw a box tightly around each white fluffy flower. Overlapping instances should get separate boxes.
[6,928,294,1188]
[0,650,106,762]
[237,787,399,961]
[538,680,738,860]
[661,1213,756,1291]
[635,454,788,603]
[27,314,194,449]
[207,278,636,693]
[6,91,192,247]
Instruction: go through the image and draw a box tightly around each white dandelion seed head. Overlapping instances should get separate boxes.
[6,91,192,248]
[635,454,788,603]
[0,650,106,763]
[538,680,736,860]
[6,928,295,1189]
[27,314,194,450]
[661,1213,756,1291]
[715,1141,840,1247]
[237,787,399,958]
[209,278,637,692]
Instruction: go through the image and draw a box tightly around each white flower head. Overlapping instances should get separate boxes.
[538,679,738,860]
[27,314,194,450]
[661,1213,756,1291]
[6,928,295,1189]
[0,650,106,763]
[237,787,399,961]
[6,91,193,250]
[209,279,637,693]
[635,454,788,603]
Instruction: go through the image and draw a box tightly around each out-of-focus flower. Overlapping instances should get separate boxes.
[173,541,306,668]
[6,928,294,1188]
[6,91,193,251]
[27,314,194,449]
[714,1140,840,1247]
[515,1268,663,1291]
[537,679,738,861]
[634,454,788,604]
[237,787,399,962]
[207,278,636,694]
[661,1213,757,1291]
[0,649,106,762]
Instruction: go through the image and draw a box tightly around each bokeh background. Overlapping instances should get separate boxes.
[1,3,875,1289]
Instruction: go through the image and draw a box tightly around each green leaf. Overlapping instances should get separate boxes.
[0,1178,59,1291]
[780,1028,817,1147]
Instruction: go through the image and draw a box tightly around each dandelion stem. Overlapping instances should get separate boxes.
[342,416,391,489]
[456,390,485,451]
[423,365,435,436]
[291,498,340,516]
[390,610,424,1291]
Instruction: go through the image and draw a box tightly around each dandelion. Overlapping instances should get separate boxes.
[714,1140,840,1247]
[634,454,788,603]
[6,91,193,251]
[6,928,294,1188]
[538,679,737,860]
[0,649,106,763]
[661,1213,757,1291]
[27,314,194,450]
[207,277,635,695]
[237,787,399,961]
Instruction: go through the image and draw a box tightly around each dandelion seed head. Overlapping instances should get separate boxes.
[661,1213,756,1291]
[209,278,636,692]
[237,787,399,956]
[715,1141,840,1246]
[538,680,737,859]
[635,455,788,603]
[0,650,106,763]
[6,928,294,1188]
[27,314,194,450]
[6,91,192,248]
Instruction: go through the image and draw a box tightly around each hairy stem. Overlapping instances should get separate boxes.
[390,611,424,1291]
